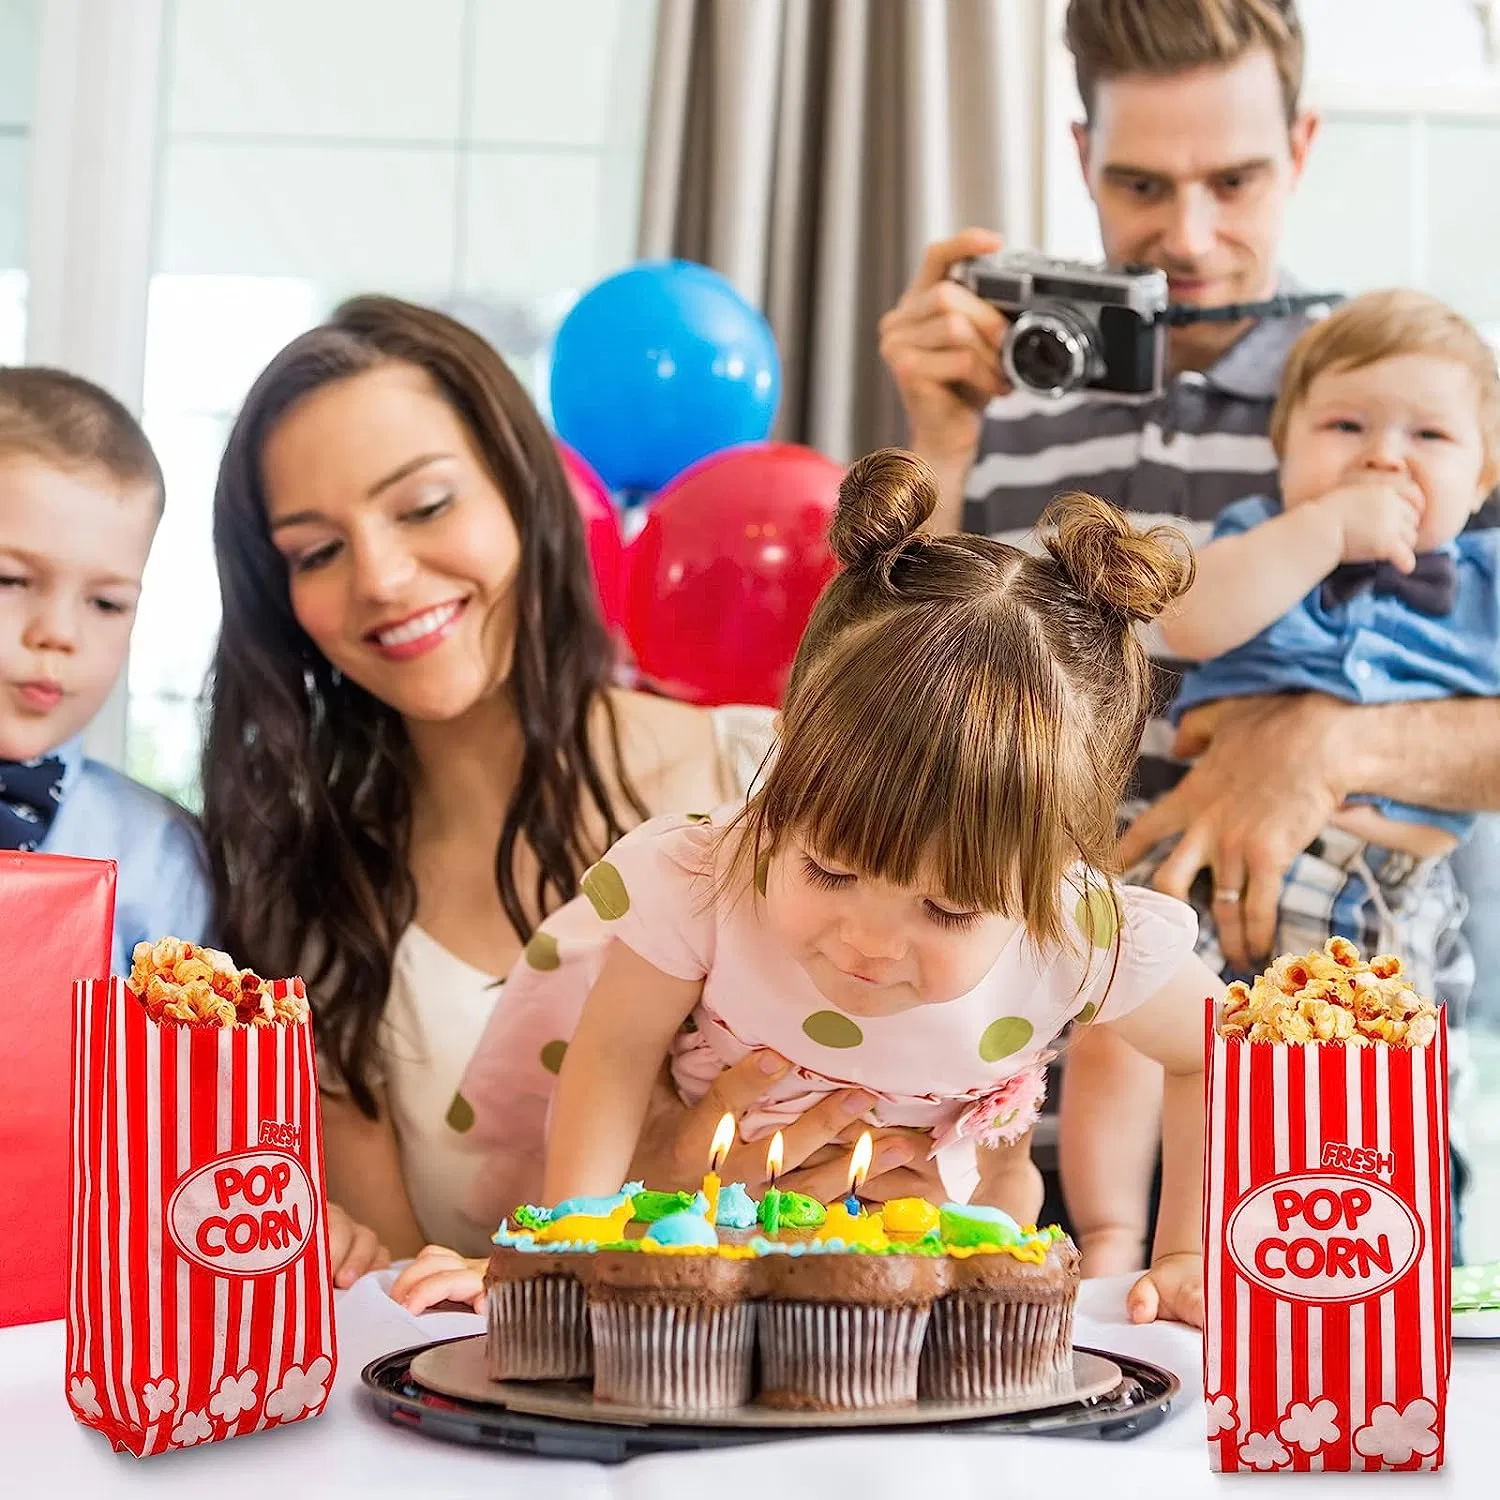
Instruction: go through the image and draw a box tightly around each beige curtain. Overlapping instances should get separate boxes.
[637,0,1042,463]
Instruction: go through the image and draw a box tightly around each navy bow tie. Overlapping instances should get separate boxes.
[1320,552,1458,617]
[0,756,66,851]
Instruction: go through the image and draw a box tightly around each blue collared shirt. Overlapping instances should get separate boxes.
[39,737,215,975]
[1170,495,1500,840]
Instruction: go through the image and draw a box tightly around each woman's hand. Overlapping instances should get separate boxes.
[390,1245,488,1315]
[629,1052,925,1203]
[326,1202,391,1289]
[1127,1251,1205,1328]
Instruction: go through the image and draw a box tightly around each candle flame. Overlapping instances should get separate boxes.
[709,1112,736,1170]
[766,1130,784,1183]
[848,1130,873,1194]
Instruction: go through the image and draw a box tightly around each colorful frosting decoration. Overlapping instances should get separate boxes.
[940,1202,1022,1249]
[882,1197,941,1239]
[644,1209,719,1247]
[534,1200,634,1246]
[813,1203,890,1250]
[631,1189,695,1224]
[549,1181,644,1221]
[772,1191,825,1228]
[712,1182,758,1229]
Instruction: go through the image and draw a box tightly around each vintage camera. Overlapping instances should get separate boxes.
[951,250,1170,398]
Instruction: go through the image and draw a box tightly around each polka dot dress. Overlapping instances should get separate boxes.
[456,807,1197,1219]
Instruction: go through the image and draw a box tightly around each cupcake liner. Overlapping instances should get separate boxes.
[589,1299,756,1412]
[486,1275,591,1380]
[757,1301,931,1410]
[918,1295,1075,1403]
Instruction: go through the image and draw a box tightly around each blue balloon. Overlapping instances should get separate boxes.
[550,260,781,494]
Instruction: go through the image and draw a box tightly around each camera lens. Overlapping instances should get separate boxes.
[1011,326,1075,391]
[1003,306,1098,397]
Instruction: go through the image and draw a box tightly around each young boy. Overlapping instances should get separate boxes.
[1140,287,1497,1258]
[0,366,213,973]
[1159,287,1499,992]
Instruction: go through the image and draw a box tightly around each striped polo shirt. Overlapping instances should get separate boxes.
[962,291,1317,808]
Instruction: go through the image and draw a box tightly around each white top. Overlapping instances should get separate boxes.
[9,1275,1499,1494]
[378,704,777,1253]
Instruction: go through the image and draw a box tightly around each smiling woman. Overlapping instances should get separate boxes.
[198,296,786,1262]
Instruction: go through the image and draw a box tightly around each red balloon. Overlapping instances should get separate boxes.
[557,440,625,627]
[624,442,843,707]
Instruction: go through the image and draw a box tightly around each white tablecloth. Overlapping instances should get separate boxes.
[3,1275,1497,1496]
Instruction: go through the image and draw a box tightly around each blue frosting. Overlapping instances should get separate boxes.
[644,1210,719,1247]
[714,1182,758,1229]
[549,1180,644,1220]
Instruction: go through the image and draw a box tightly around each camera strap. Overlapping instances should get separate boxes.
[1162,291,1344,326]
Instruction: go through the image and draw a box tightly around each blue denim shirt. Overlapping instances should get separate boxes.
[40,737,215,974]
[1170,495,1500,840]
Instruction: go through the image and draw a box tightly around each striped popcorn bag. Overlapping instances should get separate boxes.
[1204,987,1451,1473]
[65,966,337,1457]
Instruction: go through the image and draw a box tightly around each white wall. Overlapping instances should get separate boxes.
[127,0,660,801]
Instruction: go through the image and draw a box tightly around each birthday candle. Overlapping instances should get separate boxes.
[701,1112,735,1225]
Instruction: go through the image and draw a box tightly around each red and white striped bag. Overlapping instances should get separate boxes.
[1204,1003,1450,1472]
[65,976,338,1456]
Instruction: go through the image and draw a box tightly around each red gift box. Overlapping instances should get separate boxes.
[0,852,115,1327]
[66,976,338,1456]
[1203,1003,1450,1472]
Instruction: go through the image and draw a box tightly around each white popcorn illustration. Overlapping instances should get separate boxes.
[68,1374,102,1421]
[266,1356,333,1421]
[1278,1397,1340,1454]
[1205,1392,1238,1438]
[208,1370,259,1422]
[1353,1399,1441,1465]
[1238,1429,1291,1471]
[141,1376,177,1421]
[170,1408,213,1447]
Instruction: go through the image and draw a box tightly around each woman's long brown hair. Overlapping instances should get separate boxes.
[201,295,645,1116]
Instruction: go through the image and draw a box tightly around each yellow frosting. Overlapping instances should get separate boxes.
[533,1201,633,1245]
[813,1203,890,1249]
[882,1197,941,1237]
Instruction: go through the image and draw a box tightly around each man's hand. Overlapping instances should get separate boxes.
[629,1052,921,1204]
[1118,694,1348,971]
[1126,1251,1204,1327]
[1317,481,1422,572]
[878,228,1009,466]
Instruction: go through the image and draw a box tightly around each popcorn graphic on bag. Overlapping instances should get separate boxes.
[170,1409,213,1448]
[1278,1398,1340,1454]
[1238,1431,1291,1471]
[1205,1392,1238,1438]
[68,1375,102,1420]
[208,1371,259,1423]
[266,1357,332,1421]
[1354,1400,1441,1465]
[141,1377,176,1421]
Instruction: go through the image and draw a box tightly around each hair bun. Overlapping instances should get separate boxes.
[1040,491,1195,624]
[828,448,939,571]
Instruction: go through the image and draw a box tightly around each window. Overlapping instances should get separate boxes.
[0,0,39,364]
[127,0,659,805]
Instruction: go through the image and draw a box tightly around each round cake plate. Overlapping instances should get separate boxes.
[409,1334,1122,1430]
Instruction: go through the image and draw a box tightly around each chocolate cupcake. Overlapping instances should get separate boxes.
[586,1244,757,1412]
[485,1242,593,1381]
[483,1194,635,1381]
[919,1234,1081,1402]
[757,1248,945,1410]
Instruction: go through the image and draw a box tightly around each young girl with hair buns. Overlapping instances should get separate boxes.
[404,449,1221,1327]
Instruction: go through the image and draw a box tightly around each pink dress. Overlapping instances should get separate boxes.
[457,807,1197,1220]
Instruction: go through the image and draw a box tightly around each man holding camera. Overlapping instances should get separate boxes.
[881,0,1494,1284]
